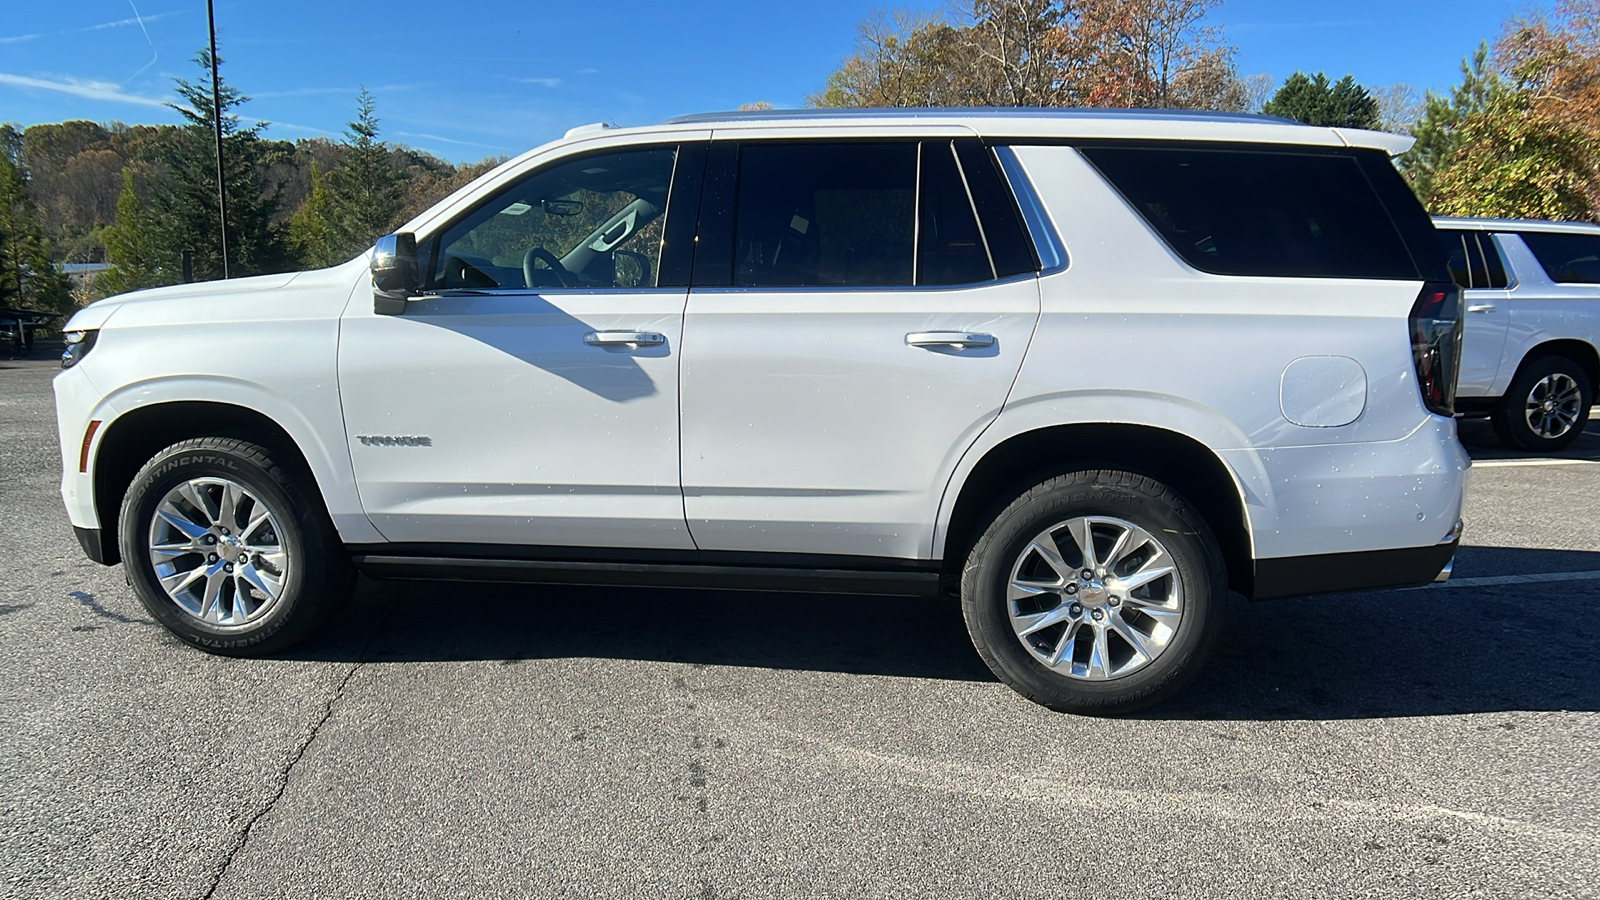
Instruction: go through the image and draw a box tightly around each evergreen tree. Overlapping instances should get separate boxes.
[0,154,73,314]
[326,87,400,257]
[1260,72,1380,128]
[94,168,162,296]
[288,160,343,268]
[149,48,291,281]
[1401,43,1499,203]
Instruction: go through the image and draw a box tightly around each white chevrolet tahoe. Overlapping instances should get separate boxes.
[1433,217,1599,452]
[55,109,1469,713]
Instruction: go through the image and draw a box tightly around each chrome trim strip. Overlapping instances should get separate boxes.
[993,145,1069,275]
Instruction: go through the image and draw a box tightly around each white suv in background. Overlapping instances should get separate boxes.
[55,109,1468,713]
[1434,217,1599,451]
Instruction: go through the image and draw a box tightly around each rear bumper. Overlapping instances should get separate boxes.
[1254,531,1459,600]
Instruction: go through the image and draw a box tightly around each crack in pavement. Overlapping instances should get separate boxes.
[197,659,364,900]
[196,589,400,900]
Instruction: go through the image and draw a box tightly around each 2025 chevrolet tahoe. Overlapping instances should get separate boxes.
[54,108,1469,713]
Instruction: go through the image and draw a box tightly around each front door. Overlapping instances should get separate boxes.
[339,141,701,549]
[679,139,1040,559]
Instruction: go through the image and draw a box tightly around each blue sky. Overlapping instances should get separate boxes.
[0,0,1527,163]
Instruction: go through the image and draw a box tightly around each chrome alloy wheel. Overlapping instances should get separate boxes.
[1524,373,1584,440]
[146,477,290,626]
[1007,516,1183,680]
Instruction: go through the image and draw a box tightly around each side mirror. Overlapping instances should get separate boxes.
[372,232,419,315]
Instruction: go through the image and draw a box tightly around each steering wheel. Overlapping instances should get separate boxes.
[523,247,576,289]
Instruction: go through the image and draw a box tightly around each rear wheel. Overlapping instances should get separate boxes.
[1492,356,1592,453]
[119,437,352,655]
[961,470,1226,715]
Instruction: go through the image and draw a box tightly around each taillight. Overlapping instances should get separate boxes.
[1408,281,1463,417]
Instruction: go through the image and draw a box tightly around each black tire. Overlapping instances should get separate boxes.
[1491,355,1593,453]
[118,437,353,655]
[961,469,1226,715]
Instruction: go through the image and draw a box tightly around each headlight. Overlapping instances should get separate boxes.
[61,330,98,369]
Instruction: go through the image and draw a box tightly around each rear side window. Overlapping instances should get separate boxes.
[1439,230,1509,289]
[734,143,915,287]
[1080,146,1420,280]
[1518,231,1600,284]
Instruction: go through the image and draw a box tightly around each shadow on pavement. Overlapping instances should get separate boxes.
[286,545,1600,719]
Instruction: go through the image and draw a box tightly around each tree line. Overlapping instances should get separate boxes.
[2,0,1598,320]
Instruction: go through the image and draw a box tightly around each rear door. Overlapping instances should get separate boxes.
[1441,228,1513,395]
[677,138,1041,559]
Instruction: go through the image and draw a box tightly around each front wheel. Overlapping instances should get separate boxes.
[1491,356,1592,453]
[961,470,1226,715]
[118,437,353,655]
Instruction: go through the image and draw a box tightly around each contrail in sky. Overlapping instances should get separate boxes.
[123,1,159,84]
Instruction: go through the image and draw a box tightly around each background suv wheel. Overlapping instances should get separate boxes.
[961,469,1226,715]
[1492,356,1593,453]
[118,437,353,655]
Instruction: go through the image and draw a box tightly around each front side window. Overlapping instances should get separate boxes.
[426,146,677,291]
[1081,146,1419,280]
[1518,231,1600,284]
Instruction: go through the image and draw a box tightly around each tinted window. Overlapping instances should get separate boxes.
[734,143,915,287]
[956,140,1038,278]
[1518,231,1600,284]
[1081,146,1419,279]
[427,146,676,291]
[1478,233,1508,288]
[919,142,993,285]
[1441,231,1473,288]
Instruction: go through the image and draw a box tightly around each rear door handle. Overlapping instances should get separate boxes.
[906,331,996,349]
[1466,304,1498,314]
[584,331,666,347]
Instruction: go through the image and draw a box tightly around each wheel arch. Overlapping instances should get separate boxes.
[91,401,325,566]
[937,423,1256,598]
[1516,339,1600,391]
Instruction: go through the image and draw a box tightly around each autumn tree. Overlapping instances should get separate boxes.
[1428,88,1599,220]
[1260,72,1380,128]
[810,0,1250,111]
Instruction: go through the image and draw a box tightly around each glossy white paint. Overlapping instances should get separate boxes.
[1279,357,1367,428]
[679,278,1040,557]
[1432,223,1600,399]
[54,110,1471,579]
[338,288,694,548]
[949,144,1465,560]
[53,259,384,543]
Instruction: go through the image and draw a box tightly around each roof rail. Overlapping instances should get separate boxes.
[661,106,1302,127]
[563,121,615,139]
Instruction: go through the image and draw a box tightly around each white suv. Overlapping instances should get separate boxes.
[55,109,1469,713]
[1433,217,1599,452]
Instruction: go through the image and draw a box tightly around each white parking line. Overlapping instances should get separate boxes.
[1421,570,1600,589]
[1472,458,1599,468]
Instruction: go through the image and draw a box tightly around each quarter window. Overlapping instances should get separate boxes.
[1081,146,1419,280]
[1517,231,1600,284]
[425,146,677,291]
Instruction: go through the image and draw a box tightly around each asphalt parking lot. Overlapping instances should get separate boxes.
[2,356,1597,899]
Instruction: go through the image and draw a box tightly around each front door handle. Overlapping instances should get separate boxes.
[906,331,996,349]
[1466,304,1498,314]
[584,331,666,347]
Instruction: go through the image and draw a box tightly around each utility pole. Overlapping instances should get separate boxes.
[207,0,229,279]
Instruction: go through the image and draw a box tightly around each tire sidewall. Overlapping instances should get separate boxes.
[120,443,313,652]
[963,472,1224,713]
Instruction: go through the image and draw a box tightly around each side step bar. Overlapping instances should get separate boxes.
[351,554,941,598]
